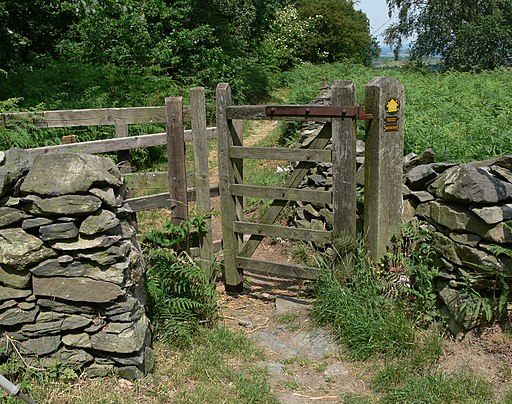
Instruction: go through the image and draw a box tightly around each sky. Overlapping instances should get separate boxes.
[355,0,395,45]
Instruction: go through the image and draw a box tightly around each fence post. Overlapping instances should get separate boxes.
[115,123,132,174]
[331,80,357,257]
[165,96,188,224]
[190,87,214,278]
[364,77,405,261]
[216,83,243,292]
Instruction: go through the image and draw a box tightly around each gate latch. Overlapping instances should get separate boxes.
[265,105,373,120]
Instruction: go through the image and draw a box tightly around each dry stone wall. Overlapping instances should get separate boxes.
[404,154,512,335]
[0,148,152,380]
[291,89,511,336]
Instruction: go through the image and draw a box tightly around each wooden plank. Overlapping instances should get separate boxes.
[1,106,193,128]
[123,171,169,190]
[239,123,332,258]
[229,146,331,162]
[331,81,357,243]
[364,77,405,261]
[232,120,244,239]
[217,83,243,291]
[230,184,331,204]
[166,96,188,224]
[226,105,333,122]
[124,184,219,212]
[226,105,269,120]
[26,128,217,155]
[115,123,132,174]
[191,87,214,277]
[233,221,331,244]
[237,257,319,280]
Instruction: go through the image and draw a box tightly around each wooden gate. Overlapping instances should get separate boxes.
[216,77,406,292]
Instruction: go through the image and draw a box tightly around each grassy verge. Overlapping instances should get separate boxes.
[1,327,277,403]
[311,224,511,403]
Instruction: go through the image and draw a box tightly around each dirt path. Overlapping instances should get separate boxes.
[212,121,512,403]
[219,274,374,403]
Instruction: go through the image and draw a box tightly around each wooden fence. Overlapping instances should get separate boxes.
[216,77,405,292]
[1,87,219,275]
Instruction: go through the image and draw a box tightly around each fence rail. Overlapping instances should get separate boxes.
[1,88,219,274]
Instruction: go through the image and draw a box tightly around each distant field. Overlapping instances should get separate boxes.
[282,63,512,163]
[2,62,512,163]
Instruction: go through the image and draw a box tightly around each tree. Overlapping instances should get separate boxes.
[385,0,512,70]
[297,0,380,66]
[0,0,76,69]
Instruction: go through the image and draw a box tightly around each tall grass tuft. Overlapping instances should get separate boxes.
[312,239,417,359]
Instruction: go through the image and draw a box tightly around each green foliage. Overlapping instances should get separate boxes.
[143,213,209,251]
[281,63,512,162]
[262,5,321,70]
[456,265,511,324]
[172,327,279,403]
[0,335,79,403]
[143,215,217,344]
[312,238,417,359]
[297,0,379,66]
[385,0,512,71]
[376,368,493,403]
[144,249,217,344]
[381,221,440,325]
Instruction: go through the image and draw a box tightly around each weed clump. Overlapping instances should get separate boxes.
[142,215,217,345]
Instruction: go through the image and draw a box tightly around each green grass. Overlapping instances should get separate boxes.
[1,327,278,403]
[377,369,493,404]
[281,63,512,163]
[312,241,417,359]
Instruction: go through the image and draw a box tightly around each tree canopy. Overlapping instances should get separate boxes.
[385,0,512,71]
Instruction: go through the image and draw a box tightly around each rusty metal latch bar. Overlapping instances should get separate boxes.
[265,105,373,120]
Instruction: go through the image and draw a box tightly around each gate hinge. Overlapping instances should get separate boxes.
[265,105,373,120]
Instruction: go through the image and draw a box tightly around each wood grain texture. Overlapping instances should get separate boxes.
[191,87,214,276]
[1,106,192,127]
[216,83,243,290]
[229,146,331,162]
[364,77,405,261]
[331,81,357,241]
[233,221,331,244]
[230,184,331,204]
[26,128,217,155]
[166,96,188,224]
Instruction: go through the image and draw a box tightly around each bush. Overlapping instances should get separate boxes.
[143,215,217,345]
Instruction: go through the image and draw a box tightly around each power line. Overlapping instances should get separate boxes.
[371,12,397,36]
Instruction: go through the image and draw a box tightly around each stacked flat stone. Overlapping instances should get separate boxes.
[293,87,366,243]
[289,88,511,336]
[404,154,512,335]
[0,148,153,380]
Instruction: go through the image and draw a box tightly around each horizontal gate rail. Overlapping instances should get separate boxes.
[230,184,331,204]
[233,221,331,244]
[28,128,217,155]
[238,123,332,260]
[229,146,332,162]
[237,257,318,280]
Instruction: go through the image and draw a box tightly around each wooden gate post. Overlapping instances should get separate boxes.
[331,80,357,252]
[216,83,243,292]
[190,87,214,278]
[364,77,405,261]
[165,96,188,224]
